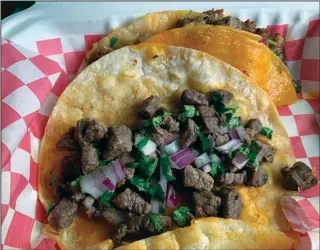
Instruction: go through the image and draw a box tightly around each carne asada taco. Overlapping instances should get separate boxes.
[38,44,317,249]
[85,9,298,107]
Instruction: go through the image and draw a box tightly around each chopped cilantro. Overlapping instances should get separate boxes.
[148,213,162,233]
[197,131,210,152]
[149,184,165,200]
[144,115,163,129]
[209,161,221,177]
[223,111,240,129]
[137,136,150,150]
[140,157,158,178]
[178,105,199,123]
[267,39,277,46]
[99,160,110,167]
[99,190,115,207]
[159,201,166,214]
[260,127,273,139]
[70,175,83,187]
[47,202,56,216]
[247,141,262,168]
[173,206,191,227]
[160,153,176,181]
[110,37,119,48]
[130,176,150,191]
[293,81,301,94]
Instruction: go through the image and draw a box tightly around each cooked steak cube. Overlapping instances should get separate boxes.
[56,127,80,151]
[193,190,221,217]
[82,142,99,174]
[102,208,130,226]
[217,171,247,186]
[152,127,172,145]
[282,161,318,191]
[112,188,151,214]
[48,198,78,231]
[112,224,128,247]
[180,119,198,148]
[103,125,133,160]
[162,116,180,133]
[246,169,268,187]
[183,165,214,191]
[181,89,209,106]
[71,192,85,203]
[257,143,276,163]
[118,153,135,179]
[138,95,160,118]
[61,155,82,182]
[210,90,234,104]
[243,119,262,144]
[212,132,230,146]
[176,9,224,27]
[197,106,220,133]
[217,187,242,219]
[83,119,107,143]
[127,214,172,234]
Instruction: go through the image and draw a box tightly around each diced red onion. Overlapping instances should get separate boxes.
[163,139,180,155]
[232,152,248,170]
[259,33,268,45]
[215,139,243,154]
[151,199,160,213]
[166,184,178,208]
[202,164,212,173]
[228,128,240,140]
[113,160,126,180]
[219,126,228,135]
[134,134,157,156]
[80,175,104,199]
[195,153,211,168]
[162,133,179,146]
[235,126,246,141]
[102,178,116,191]
[174,151,198,169]
[207,134,215,151]
[209,153,221,164]
[171,148,191,162]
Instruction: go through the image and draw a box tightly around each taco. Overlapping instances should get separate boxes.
[85,9,298,107]
[38,44,317,249]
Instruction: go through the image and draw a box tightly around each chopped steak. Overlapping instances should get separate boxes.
[243,119,262,144]
[180,119,197,148]
[56,127,80,151]
[183,165,214,191]
[50,175,70,200]
[81,142,99,174]
[282,161,318,191]
[212,132,229,146]
[257,143,276,163]
[75,118,106,146]
[81,195,100,218]
[112,188,151,214]
[102,208,130,226]
[161,116,180,133]
[61,155,82,183]
[211,90,234,105]
[83,119,107,143]
[246,169,268,187]
[71,192,85,203]
[138,95,160,118]
[112,224,128,247]
[103,126,133,160]
[181,89,209,106]
[197,106,220,133]
[118,153,135,179]
[213,16,257,33]
[152,127,172,145]
[127,214,172,234]
[217,171,247,186]
[88,48,112,65]
[217,187,242,219]
[193,190,221,217]
[176,9,225,27]
[48,198,78,231]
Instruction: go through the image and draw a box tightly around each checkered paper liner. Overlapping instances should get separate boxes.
[1,17,319,249]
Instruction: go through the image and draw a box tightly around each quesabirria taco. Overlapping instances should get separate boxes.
[85,9,298,107]
[38,44,318,249]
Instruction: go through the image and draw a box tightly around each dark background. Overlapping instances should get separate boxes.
[2,1,35,20]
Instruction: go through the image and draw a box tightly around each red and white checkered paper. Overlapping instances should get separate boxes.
[1,18,319,249]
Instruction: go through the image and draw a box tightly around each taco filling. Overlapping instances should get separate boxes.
[48,89,318,247]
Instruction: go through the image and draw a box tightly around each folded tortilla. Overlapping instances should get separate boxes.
[39,43,298,249]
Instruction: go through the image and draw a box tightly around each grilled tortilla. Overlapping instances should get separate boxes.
[39,44,298,249]
[85,9,297,107]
